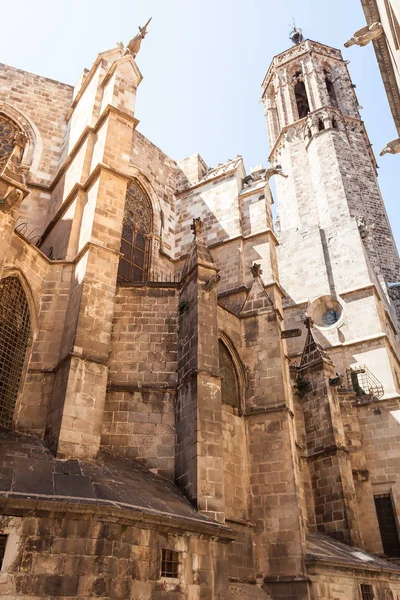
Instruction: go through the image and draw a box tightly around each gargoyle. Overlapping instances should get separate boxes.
[265,164,288,180]
[203,273,221,292]
[344,22,383,48]
[357,215,375,239]
[380,138,400,156]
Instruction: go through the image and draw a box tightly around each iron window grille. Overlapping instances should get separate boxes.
[161,548,180,578]
[0,115,19,171]
[360,583,374,600]
[0,535,7,570]
[374,494,400,557]
[0,277,31,428]
[339,365,384,401]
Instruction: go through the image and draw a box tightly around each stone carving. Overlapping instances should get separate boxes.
[0,184,23,212]
[265,164,288,180]
[380,138,400,156]
[250,263,263,278]
[126,18,152,58]
[203,273,221,292]
[191,217,203,237]
[344,22,383,48]
[357,215,375,239]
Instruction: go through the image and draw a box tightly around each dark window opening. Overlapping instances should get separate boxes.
[324,70,338,107]
[0,277,31,429]
[332,118,338,130]
[0,535,7,570]
[117,182,153,284]
[360,584,374,600]
[161,549,180,578]
[219,340,240,409]
[374,494,400,557]
[294,80,310,119]
[318,119,325,132]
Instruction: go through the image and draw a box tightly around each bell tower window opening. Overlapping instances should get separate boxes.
[117,182,153,284]
[324,69,338,108]
[293,72,310,119]
[0,277,31,429]
[318,119,325,132]
[0,115,20,171]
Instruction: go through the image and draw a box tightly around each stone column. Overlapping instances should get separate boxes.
[297,318,363,546]
[175,218,225,523]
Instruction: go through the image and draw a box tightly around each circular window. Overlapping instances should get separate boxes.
[308,295,343,329]
[320,309,340,327]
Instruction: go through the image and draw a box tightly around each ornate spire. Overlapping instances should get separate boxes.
[181,217,218,282]
[289,20,304,46]
[126,18,152,58]
[299,316,332,369]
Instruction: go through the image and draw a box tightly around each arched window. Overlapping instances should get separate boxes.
[293,72,310,119]
[0,277,31,428]
[324,69,338,108]
[0,115,19,171]
[318,119,325,132]
[332,118,338,130]
[117,181,153,284]
[219,340,240,410]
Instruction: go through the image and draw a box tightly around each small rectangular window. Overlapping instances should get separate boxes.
[374,493,400,557]
[360,584,374,600]
[0,535,7,570]
[161,548,180,578]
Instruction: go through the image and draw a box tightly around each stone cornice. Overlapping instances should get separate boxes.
[0,496,235,542]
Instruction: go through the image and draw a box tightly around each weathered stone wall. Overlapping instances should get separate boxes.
[0,511,228,599]
[307,565,400,600]
[104,285,178,477]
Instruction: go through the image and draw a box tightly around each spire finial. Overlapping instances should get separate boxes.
[126,17,152,58]
[289,19,304,46]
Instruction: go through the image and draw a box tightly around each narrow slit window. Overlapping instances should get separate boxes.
[0,535,7,570]
[0,277,31,428]
[374,494,400,556]
[360,584,374,600]
[219,340,240,409]
[294,79,310,119]
[161,549,180,578]
[324,70,338,107]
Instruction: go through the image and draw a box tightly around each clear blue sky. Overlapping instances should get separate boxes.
[1,0,398,246]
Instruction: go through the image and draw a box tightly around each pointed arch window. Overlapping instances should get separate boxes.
[324,69,338,108]
[219,340,240,410]
[117,181,153,284]
[0,115,19,171]
[0,277,31,428]
[293,71,310,119]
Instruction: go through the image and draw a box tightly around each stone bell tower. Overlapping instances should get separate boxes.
[261,28,400,397]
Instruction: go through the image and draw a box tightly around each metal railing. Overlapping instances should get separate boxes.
[340,365,384,401]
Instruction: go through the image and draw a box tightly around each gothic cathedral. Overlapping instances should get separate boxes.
[1,23,400,600]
